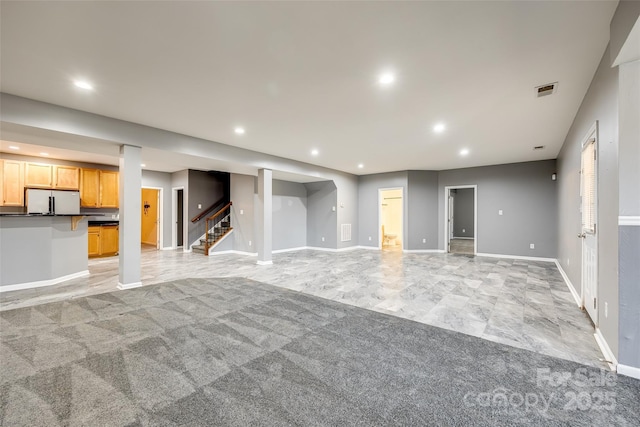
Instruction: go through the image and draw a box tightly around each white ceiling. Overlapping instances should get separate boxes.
[0,1,618,177]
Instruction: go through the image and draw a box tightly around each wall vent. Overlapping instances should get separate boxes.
[535,82,558,97]
[533,145,545,150]
[341,224,352,242]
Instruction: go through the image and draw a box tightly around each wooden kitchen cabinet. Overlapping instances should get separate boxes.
[88,226,101,256]
[53,165,80,190]
[88,224,119,257]
[25,162,53,188]
[1,159,24,206]
[80,168,118,208]
[99,171,119,208]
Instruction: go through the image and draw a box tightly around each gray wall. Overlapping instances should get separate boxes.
[141,170,172,249]
[438,160,557,258]
[273,179,307,251]
[335,175,359,249]
[619,226,640,367]
[452,188,475,238]
[556,45,619,356]
[187,170,227,247]
[304,181,337,248]
[0,216,87,287]
[223,173,256,254]
[406,170,439,250]
[358,172,408,248]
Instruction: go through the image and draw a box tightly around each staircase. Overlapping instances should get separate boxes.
[192,202,232,255]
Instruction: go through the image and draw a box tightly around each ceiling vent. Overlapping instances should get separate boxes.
[533,145,545,150]
[535,82,558,98]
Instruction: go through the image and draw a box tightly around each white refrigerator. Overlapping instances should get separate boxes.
[26,189,81,215]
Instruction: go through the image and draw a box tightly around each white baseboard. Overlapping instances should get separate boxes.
[619,216,640,226]
[403,249,445,254]
[256,260,273,266]
[452,237,474,240]
[273,246,309,254]
[209,250,257,257]
[476,253,556,262]
[555,260,581,307]
[0,270,90,293]
[160,246,175,251]
[617,364,640,379]
[117,281,142,290]
[183,248,192,253]
[306,246,339,252]
[594,328,618,370]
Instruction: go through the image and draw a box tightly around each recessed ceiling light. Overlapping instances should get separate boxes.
[433,123,446,133]
[358,163,364,169]
[8,146,19,150]
[74,80,94,90]
[234,127,245,135]
[40,152,49,156]
[378,72,395,86]
[459,148,469,156]
[141,163,146,167]
[311,149,319,156]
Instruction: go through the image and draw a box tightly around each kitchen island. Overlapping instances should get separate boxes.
[0,214,89,291]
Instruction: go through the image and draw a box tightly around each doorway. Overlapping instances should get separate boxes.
[141,187,161,250]
[580,123,598,324]
[444,185,477,255]
[379,188,403,251]
[173,187,185,249]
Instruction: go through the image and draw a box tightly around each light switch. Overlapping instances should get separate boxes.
[198,204,202,209]
[240,209,244,215]
[498,210,503,215]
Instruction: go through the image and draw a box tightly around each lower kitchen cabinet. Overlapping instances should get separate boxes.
[88,224,119,257]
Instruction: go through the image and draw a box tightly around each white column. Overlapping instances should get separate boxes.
[256,169,273,265]
[117,144,142,289]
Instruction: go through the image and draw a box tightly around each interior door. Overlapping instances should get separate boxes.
[447,190,454,252]
[580,134,598,324]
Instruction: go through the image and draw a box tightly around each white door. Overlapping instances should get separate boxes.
[448,191,454,251]
[580,133,598,324]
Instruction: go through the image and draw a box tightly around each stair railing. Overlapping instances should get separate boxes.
[204,201,233,255]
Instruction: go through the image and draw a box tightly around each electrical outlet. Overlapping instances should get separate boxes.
[498,210,503,216]
[422,238,426,243]
[462,229,465,233]
[240,209,244,215]
[368,236,372,241]
[322,237,325,242]
[248,240,252,246]
[530,243,535,249]
[567,258,570,266]
[605,302,608,318]
[198,204,202,209]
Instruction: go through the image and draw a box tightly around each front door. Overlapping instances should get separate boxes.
[580,129,598,324]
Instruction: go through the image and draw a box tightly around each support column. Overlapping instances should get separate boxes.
[117,144,142,289]
[256,169,273,265]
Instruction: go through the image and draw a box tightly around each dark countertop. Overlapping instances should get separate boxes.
[88,221,119,226]
[0,213,90,217]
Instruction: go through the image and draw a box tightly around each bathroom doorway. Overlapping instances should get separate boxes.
[141,187,161,250]
[444,185,477,255]
[379,188,403,251]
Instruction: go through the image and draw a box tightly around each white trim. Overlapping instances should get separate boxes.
[117,281,142,290]
[182,248,192,253]
[273,246,309,254]
[336,245,364,252]
[617,364,640,380]
[452,236,474,240]
[403,249,446,254]
[160,246,175,251]
[594,328,617,371]
[0,270,89,293]
[476,253,556,262]
[141,186,163,249]
[256,260,273,266]
[352,245,381,251]
[306,246,339,252]
[209,250,257,257]
[444,185,478,255]
[619,216,640,226]
[554,260,581,307]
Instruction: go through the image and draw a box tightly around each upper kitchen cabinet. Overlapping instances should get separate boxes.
[24,163,80,190]
[1,160,24,206]
[24,162,52,188]
[53,165,80,190]
[80,168,119,208]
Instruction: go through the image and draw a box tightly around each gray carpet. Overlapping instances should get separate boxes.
[1,278,638,426]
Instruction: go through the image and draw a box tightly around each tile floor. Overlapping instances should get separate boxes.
[449,238,475,255]
[0,248,605,368]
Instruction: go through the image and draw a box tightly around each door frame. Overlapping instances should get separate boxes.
[580,121,598,323]
[444,185,477,254]
[172,186,186,250]
[378,187,404,250]
[141,186,163,249]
